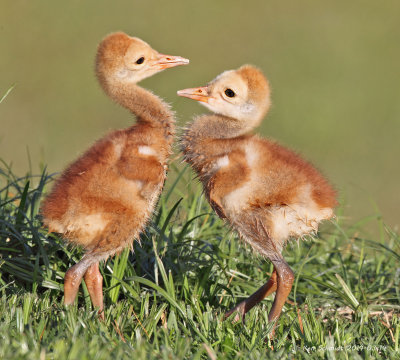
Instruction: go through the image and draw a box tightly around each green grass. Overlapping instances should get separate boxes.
[0,161,399,360]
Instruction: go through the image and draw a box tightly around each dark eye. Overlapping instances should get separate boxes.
[224,88,235,98]
[136,57,145,65]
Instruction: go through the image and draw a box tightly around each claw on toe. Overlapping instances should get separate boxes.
[224,302,246,324]
[265,330,276,348]
[234,312,245,323]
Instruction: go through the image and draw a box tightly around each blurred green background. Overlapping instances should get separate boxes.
[1,0,399,228]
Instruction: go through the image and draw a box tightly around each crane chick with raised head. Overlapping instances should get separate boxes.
[41,32,189,316]
[178,65,337,334]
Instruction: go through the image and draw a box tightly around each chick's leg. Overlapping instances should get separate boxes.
[64,256,93,306]
[84,262,104,319]
[267,256,294,336]
[225,269,277,322]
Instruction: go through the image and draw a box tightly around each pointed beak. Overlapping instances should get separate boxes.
[177,86,211,103]
[154,53,189,70]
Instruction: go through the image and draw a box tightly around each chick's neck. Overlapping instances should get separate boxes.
[186,114,250,141]
[102,79,175,143]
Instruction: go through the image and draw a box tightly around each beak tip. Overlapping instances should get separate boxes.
[177,58,189,66]
[175,87,210,103]
[155,55,190,69]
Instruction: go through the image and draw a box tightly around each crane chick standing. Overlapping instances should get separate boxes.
[41,32,189,316]
[178,65,337,333]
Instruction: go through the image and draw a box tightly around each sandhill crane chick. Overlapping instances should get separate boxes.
[41,32,189,316]
[178,65,337,335]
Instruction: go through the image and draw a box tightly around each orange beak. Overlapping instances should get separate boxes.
[177,87,211,103]
[154,53,189,70]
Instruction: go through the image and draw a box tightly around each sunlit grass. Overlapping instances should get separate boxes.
[0,161,399,359]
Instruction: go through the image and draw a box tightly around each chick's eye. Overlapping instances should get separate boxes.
[225,88,235,98]
[136,57,145,65]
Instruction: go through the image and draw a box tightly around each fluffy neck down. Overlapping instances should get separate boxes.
[184,114,250,141]
[102,79,175,144]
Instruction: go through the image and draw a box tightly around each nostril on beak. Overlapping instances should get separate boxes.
[166,57,172,61]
